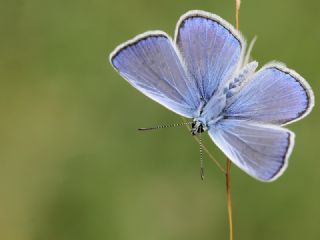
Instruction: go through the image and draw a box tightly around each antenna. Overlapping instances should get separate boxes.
[138,121,193,131]
[199,132,204,180]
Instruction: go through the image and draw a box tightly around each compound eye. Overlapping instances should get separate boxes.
[198,124,205,133]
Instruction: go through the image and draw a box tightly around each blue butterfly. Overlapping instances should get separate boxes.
[109,10,314,182]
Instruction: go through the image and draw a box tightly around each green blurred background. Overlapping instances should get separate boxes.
[1,0,319,239]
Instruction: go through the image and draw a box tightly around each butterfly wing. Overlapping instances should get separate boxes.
[208,119,294,182]
[110,31,200,118]
[225,63,314,125]
[175,10,245,101]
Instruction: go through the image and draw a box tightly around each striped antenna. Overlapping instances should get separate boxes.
[138,121,193,131]
[199,132,204,180]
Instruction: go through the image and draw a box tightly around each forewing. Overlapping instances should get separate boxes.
[225,63,314,125]
[208,119,294,182]
[110,31,200,118]
[175,10,245,101]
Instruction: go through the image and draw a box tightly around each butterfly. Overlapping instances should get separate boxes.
[109,10,314,182]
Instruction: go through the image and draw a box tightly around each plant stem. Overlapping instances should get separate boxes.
[226,1,241,240]
[226,159,233,240]
[236,0,240,30]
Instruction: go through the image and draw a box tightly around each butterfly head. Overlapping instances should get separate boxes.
[191,118,208,136]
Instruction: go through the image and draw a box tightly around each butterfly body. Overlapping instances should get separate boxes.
[191,94,224,130]
[110,10,314,182]
[191,61,257,135]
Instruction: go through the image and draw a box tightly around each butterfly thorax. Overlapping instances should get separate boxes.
[191,93,225,135]
[191,90,227,135]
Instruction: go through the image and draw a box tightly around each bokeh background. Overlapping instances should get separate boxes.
[1,0,319,239]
